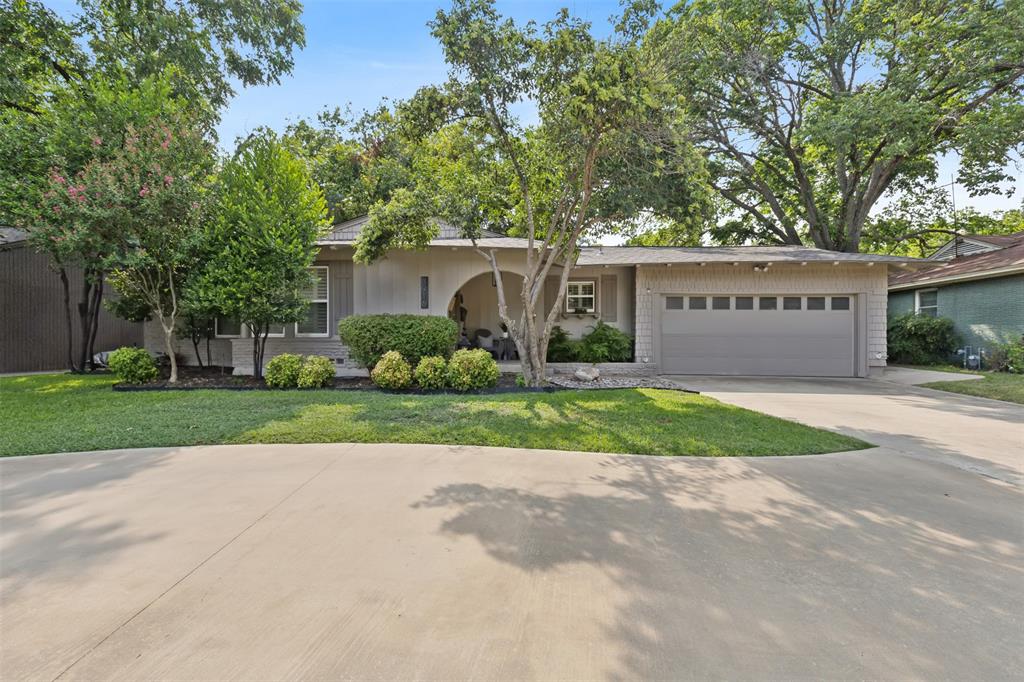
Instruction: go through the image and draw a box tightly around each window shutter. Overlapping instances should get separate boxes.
[600,275,617,322]
[545,276,559,314]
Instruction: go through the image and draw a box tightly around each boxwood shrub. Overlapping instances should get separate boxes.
[265,353,303,388]
[887,313,959,365]
[338,314,458,368]
[297,355,335,389]
[108,347,158,384]
[371,351,413,390]
[446,348,499,391]
[414,355,447,390]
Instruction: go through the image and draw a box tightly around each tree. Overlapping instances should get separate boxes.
[353,0,708,385]
[195,134,329,378]
[18,72,203,371]
[654,0,1024,252]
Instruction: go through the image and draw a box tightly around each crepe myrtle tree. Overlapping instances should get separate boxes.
[195,133,329,378]
[652,0,1024,252]
[354,0,708,386]
[50,114,215,383]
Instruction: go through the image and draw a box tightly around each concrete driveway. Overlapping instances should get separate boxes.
[2,382,1022,680]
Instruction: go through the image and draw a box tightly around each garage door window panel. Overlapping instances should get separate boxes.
[831,296,850,311]
[712,296,730,310]
[807,297,826,310]
[689,296,707,310]
[735,296,753,310]
[783,297,802,310]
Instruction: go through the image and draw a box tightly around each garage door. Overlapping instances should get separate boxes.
[659,295,856,377]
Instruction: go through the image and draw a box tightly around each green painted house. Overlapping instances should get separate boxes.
[888,232,1024,352]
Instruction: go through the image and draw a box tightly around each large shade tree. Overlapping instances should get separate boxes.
[653,0,1024,252]
[353,0,708,385]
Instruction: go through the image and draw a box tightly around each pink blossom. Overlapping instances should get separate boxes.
[91,136,102,147]
[52,206,61,214]
[164,175,173,185]
[139,185,150,197]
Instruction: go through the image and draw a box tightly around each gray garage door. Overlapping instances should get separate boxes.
[659,294,855,377]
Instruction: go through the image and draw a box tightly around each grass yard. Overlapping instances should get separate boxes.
[0,373,868,458]
[922,373,1024,405]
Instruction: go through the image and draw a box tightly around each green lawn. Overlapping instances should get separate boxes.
[922,373,1024,405]
[0,373,869,458]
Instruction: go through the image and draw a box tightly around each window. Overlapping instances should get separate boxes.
[807,297,826,310]
[666,296,685,310]
[266,324,286,338]
[712,296,730,310]
[916,289,938,317]
[759,297,777,310]
[566,281,596,313]
[783,297,802,310]
[735,296,754,310]
[215,316,242,338]
[689,296,707,310]
[420,276,429,310]
[831,296,850,311]
[296,266,330,336]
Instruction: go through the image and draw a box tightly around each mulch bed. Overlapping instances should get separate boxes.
[113,366,561,394]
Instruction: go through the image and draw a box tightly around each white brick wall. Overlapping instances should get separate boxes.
[634,262,890,372]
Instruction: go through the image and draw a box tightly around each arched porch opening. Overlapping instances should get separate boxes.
[448,271,525,356]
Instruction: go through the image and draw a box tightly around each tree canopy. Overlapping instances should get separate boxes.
[652,0,1024,252]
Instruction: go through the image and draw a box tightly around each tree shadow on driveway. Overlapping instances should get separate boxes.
[412,451,1023,679]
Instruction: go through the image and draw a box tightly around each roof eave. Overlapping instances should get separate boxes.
[888,264,1024,290]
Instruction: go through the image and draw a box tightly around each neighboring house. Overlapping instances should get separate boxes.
[145,215,921,378]
[888,232,1024,352]
[0,227,142,373]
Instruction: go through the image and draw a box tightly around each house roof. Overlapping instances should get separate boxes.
[889,234,1024,290]
[321,215,507,245]
[966,231,1024,247]
[0,227,28,249]
[577,245,923,266]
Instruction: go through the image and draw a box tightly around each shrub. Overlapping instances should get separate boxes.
[446,348,499,391]
[297,355,335,388]
[1005,338,1024,374]
[515,374,528,388]
[414,355,447,390]
[546,326,579,362]
[371,351,412,390]
[108,346,158,384]
[338,314,458,368]
[265,353,303,388]
[886,314,958,365]
[578,321,633,363]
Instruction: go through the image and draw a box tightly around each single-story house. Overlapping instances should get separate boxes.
[1,227,142,373]
[888,231,1024,352]
[145,216,923,378]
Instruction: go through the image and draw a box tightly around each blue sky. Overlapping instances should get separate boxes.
[47,0,1022,216]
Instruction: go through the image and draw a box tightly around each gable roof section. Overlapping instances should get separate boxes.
[889,238,1024,290]
[928,232,1024,260]
[322,215,506,244]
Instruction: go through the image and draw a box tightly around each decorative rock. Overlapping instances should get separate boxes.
[574,366,601,382]
[548,375,687,391]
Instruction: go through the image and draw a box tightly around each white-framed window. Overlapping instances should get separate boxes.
[265,324,286,338]
[566,280,596,313]
[916,289,938,317]
[296,266,330,337]
[215,316,242,338]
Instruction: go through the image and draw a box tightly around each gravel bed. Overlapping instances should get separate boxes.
[546,375,692,391]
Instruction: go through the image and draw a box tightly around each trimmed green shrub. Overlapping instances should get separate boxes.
[446,348,499,391]
[414,355,447,390]
[265,353,303,388]
[297,355,335,388]
[108,347,159,384]
[338,314,458,368]
[371,351,412,389]
[546,326,579,362]
[578,321,633,363]
[515,374,528,388]
[887,314,959,365]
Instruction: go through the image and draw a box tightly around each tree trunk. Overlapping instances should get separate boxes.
[163,323,178,383]
[76,275,94,373]
[86,275,103,370]
[58,266,78,372]
[191,334,204,368]
[251,323,269,378]
[205,334,211,368]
